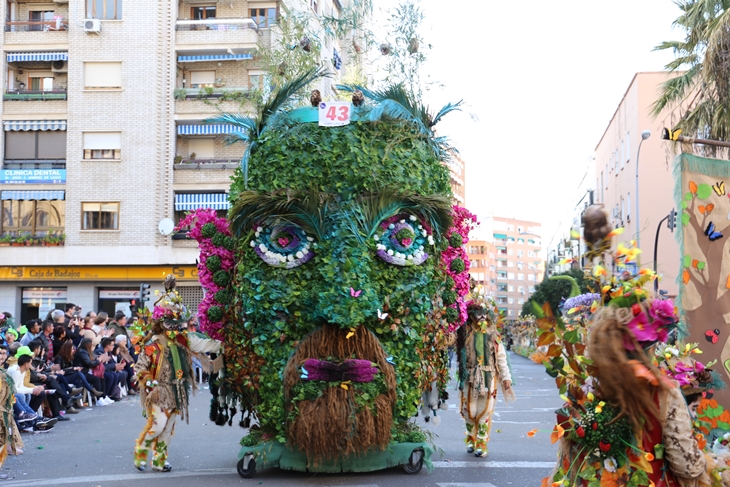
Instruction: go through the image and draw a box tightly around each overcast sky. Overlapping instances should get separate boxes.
[378,0,684,247]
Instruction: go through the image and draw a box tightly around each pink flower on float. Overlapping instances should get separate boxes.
[152,306,165,320]
[626,311,660,343]
[649,299,676,325]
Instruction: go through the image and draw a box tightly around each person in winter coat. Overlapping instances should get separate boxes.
[73,338,109,405]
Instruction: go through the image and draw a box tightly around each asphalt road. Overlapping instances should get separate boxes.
[0,352,560,487]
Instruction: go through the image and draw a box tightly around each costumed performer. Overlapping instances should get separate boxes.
[551,301,706,486]
[133,275,222,472]
[457,289,514,458]
[0,347,22,471]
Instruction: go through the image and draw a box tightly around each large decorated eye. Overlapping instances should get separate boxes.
[250,224,314,268]
[374,214,434,266]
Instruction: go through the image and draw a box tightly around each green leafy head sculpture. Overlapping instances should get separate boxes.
[184,90,475,464]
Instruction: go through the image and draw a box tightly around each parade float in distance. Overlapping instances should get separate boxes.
[176,69,479,477]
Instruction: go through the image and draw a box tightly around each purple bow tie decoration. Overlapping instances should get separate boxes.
[301,358,379,383]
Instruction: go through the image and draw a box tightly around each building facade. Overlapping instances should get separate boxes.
[0,0,359,322]
[448,154,465,206]
[491,217,544,319]
[593,72,682,296]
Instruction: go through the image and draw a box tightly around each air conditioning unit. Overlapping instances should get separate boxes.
[51,60,67,73]
[83,19,101,33]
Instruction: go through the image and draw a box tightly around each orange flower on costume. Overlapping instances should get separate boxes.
[695,433,707,450]
[176,370,183,379]
[527,429,538,437]
[550,424,565,444]
[144,345,156,357]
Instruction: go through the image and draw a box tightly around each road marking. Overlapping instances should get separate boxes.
[492,421,542,424]
[433,461,555,469]
[0,468,238,487]
[437,483,498,487]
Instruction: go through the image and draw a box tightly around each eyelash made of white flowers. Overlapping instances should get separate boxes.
[373,215,434,266]
[250,223,314,268]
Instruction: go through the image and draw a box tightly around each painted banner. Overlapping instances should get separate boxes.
[0,169,66,184]
[675,153,730,408]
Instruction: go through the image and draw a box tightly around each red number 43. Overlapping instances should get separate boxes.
[326,105,349,121]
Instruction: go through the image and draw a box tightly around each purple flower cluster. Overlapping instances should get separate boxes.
[301,358,379,383]
[563,293,600,312]
[175,208,233,341]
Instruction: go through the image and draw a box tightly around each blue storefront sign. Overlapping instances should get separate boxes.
[0,169,66,184]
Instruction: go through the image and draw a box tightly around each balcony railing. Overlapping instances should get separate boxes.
[174,158,239,169]
[5,20,69,32]
[3,160,66,169]
[174,86,252,100]
[4,90,67,101]
[175,18,258,31]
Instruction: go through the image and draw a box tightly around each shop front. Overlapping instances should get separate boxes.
[0,265,200,324]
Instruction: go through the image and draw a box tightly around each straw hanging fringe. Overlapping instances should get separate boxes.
[283,324,396,465]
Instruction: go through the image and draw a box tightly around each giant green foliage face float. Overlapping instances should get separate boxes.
[182,84,474,475]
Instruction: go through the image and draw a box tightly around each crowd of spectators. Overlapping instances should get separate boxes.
[0,303,147,449]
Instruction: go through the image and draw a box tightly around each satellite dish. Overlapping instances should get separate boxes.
[158,218,175,236]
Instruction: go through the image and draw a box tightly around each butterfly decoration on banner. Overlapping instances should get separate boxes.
[713,181,725,196]
[705,222,724,241]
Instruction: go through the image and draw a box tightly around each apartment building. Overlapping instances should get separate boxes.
[448,154,465,206]
[594,72,682,296]
[491,217,544,319]
[0,0,357,322]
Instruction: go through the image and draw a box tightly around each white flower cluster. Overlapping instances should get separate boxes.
[249,227,314,268]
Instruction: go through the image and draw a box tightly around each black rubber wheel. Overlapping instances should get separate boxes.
[237,457,256,478]
[402,457,423,474]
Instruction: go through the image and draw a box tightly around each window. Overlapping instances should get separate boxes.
[507,261,513,268]
[517,249,524,257]
[310,0,318,13]
[627,192,631,221]
[187,138,215,159]
[620,196,624,221]
[191,6,216,19]
[497,296,507,304]
[5,131,66,161]
[518,298,524,305]
[82,202,119,230]
[508,249,514,255]
[508,297,514,304]
[507,273,514,280]
[600,171,604,202]
[517,262,523,270]
[84,62,122,89]
[518,286,524,293]
[27,71,54,91]
[528,274,535,282]
[83,132,121,160]
[2,200,65,236]
[626,132,631,163]
[508,285,514,292]
[497,271,507,279]
[249,7,276,28]
[86,0,122,20]
[497,283,507,292]
[29,10,54,32]
[508,309,514,317]
[517,273,524,281]
[190,71,215,88]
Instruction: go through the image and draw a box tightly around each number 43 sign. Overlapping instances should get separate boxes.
[318,101,351,127]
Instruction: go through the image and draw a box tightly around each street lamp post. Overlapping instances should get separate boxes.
[635,130,651,264]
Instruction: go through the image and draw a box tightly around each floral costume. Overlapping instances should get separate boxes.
[0,369,22,467]
[132,277,221,472]
[457,294,514,457]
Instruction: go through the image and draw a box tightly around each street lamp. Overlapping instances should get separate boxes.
[635,130,651,263]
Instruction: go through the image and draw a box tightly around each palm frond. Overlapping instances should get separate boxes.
[228,190,330,241]
[430,100,463,127]
[259,66,329,131]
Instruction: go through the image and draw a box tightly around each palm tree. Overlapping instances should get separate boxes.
[653,0,730,150]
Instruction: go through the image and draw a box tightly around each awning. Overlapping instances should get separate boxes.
[1,190,65,201]
[177,124,236,135]
[493,233,507,240]
[3,120,66,131]
[177,53,252,63]
[7,52,67,62]
[174,193,229,211]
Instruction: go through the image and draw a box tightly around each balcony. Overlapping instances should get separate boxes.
[4,90,67,101]
[3,159,66,170]
[175,18,259,49]
[4,20,69,45]
[174,158,239,170]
